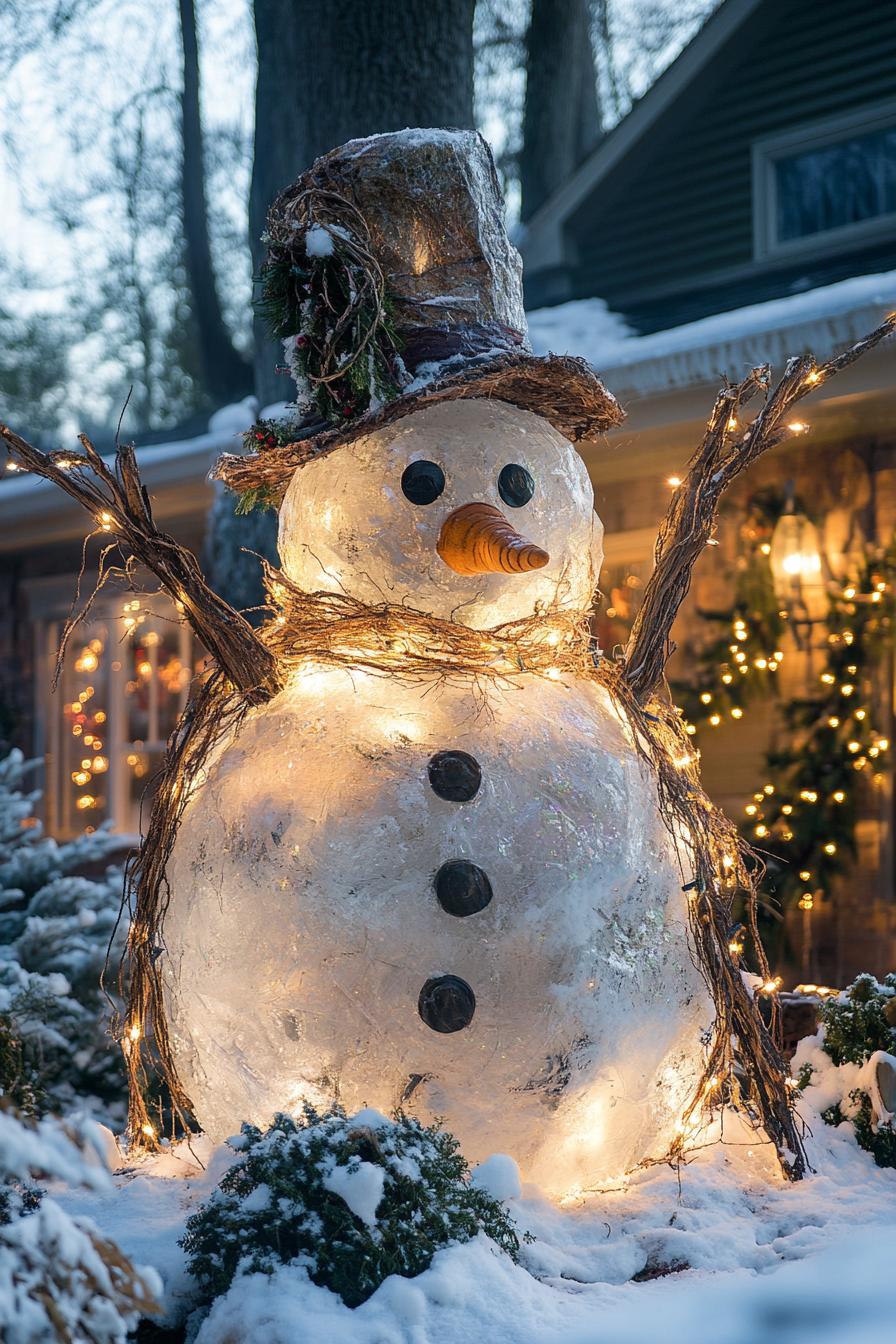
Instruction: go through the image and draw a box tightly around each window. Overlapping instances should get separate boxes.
[39,590,204,837]
[753,102,896,261]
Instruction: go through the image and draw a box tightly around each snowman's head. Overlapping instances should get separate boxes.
[277,399,603,628]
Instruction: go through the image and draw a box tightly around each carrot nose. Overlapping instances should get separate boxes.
[437,503,550,576]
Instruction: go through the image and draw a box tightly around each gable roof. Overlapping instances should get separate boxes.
[521,0,762,275]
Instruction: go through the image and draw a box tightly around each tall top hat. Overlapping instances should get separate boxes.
[216,129,623,503]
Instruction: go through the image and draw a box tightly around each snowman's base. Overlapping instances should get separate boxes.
[163,666,711,1193]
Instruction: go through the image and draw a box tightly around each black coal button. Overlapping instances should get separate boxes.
[427,750,481,801]
[418,975,476,1033]
[435,860,493,917]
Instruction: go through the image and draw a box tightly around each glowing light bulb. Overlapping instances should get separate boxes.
[667,475,682,488]
[848,740,860,753]
[823,842,837,855]
[840,684,855,696]
[709,713,721,726]
[745,804,758,816]
[754,824,768,838]
[788,421,807,434]
[731,707,743,719]
[832,791,845,803]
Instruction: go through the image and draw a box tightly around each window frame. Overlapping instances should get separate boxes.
[24,575,197,840]
[751,99,896,263]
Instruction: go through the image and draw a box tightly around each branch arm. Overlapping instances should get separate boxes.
[1,425,281,703]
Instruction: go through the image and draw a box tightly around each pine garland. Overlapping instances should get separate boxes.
[258,188,404,427]
[676,492,895,921]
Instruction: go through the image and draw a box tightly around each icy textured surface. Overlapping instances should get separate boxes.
[310,129,527,339]
[278,400,602,629]
[164,667,709,1193]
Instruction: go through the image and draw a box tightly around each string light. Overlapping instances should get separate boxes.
[666,475,682,488]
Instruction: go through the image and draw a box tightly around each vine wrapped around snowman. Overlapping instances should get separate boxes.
[4,130,894,1189]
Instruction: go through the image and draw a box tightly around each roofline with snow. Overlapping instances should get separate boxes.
[520,0,762,275]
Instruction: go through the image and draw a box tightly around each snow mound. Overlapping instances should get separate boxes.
[322,1160,386,1227]
[52,1100,896,1342]
[471,1154,522,1202]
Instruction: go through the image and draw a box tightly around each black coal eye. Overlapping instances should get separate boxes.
[401,459,445,505]
[498,463,535,508]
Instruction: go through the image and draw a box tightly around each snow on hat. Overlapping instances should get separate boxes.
[216,128,623,505]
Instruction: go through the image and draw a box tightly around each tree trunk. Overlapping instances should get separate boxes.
[179,0,253,405]
[520,0,602,222]
[250,0,476,405]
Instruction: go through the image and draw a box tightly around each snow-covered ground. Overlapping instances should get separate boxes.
[55,1097,896,1344]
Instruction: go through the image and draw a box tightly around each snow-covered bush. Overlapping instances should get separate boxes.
[0,750,128,1118]
[795,973,896,1167]
[181,1105,522,1309]
[0,1104,160,1341]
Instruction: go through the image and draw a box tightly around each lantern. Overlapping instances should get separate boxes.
[769,496,825,622]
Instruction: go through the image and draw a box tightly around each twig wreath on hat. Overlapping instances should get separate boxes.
[3,128,894,1188]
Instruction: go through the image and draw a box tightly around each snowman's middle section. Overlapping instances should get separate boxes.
[163,664,710,1191]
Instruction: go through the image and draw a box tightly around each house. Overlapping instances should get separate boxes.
[521,0,896,982]
[0,405,260,840]
[1,0,893,982]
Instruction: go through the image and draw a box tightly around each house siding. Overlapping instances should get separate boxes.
[567,0,896,331]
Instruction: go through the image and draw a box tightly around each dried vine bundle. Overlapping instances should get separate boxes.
[263,566,595,683]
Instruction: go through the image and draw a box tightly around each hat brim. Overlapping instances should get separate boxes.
[214,352,624,503]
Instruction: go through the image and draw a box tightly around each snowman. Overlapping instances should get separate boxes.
[158,130,712,1194]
